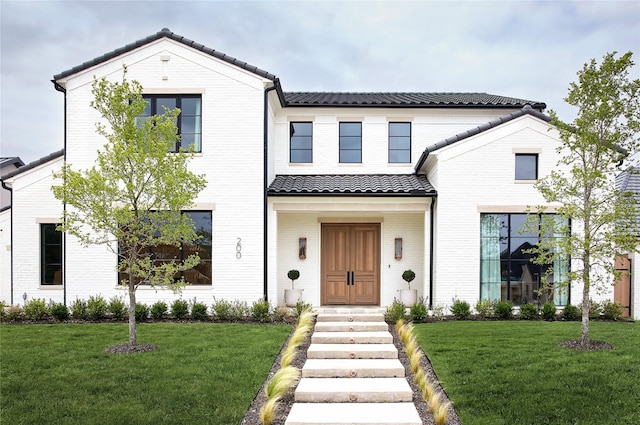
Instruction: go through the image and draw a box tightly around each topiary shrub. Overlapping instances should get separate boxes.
[402,269,416,289]
[475,299,495,319]
[70,299,88,320]
[495,300,514,319]
[541,302,557,321]
[519,302,538,320]
[287,269,300,289]
[191,302,208,320]
[171,299,189,319]
[23,298,49,321]
[50,303,70,321]
[251,299,271,322]
[561,304,580,321]
[87,295,108,320]
[150,301,168,320]
[410,297,428,322]
[451,299,471,320]
[602,301,624,321]
[385,298,407,322]
[135,303,149,322]
[108,296,127,320]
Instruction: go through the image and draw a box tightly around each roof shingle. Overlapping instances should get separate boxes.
[267,174,436,196]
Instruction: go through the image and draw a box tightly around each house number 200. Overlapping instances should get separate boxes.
[236,238,242,259]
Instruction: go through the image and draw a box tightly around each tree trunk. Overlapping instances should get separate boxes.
[128,282,137,346]
[581,251,590,345]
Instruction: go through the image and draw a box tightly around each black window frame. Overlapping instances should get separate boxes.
[515,153,538,180]
[40,223,63,285]
[289,122,313,163]
[140,95,202,153]
[388,122,411,163]
[339,122,362,163]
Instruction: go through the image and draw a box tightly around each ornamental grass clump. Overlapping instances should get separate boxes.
[434,401,452,425]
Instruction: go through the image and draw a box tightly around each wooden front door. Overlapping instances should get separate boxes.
[321,224,380,305]
[614,255,632,317]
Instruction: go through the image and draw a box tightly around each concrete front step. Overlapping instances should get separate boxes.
[314,321,389,332]
[295,377,412,402]
[316,313,385,322]
[285,402,421,425]
[307,343,398,359]
[311,331,393,344]
[302,359,404,378]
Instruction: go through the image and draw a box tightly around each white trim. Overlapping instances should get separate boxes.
[274,202,429,212]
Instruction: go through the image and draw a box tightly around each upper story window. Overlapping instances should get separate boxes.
[139,95,202,152]
[290,122,313,163]
[339,122,362,163]
[389,122,411,163]
[41,224,63,285]
[515,153,538,180]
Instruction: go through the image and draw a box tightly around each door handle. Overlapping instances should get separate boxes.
[347,271,350,286]
[351,271,354,286]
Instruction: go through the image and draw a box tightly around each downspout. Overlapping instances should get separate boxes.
[263,84,277,301]
[429,198,435,309]
[1,181,13,304]
[53,81,67,305]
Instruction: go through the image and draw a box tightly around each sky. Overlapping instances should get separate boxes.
[1,0,639,164]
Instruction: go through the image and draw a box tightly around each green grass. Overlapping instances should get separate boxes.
[1,323,290,425]
[414,321,640,425]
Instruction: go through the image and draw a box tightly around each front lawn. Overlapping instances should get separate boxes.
[1,323,290,425]
[414,321,640,425]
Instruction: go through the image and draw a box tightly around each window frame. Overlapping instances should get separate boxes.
[339,122,362,164]
[515,153,538,180]
[140,95,202,153]
[40,223,63,286]
[289,122,313,163]
[388,122,412,163]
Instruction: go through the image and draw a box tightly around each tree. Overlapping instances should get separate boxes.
[529,52,640,346]
[52,70,207,347]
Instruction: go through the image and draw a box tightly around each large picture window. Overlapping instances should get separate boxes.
[480,213,569,305]
[41,224,62,285]
[139,95,202,152]
[118,211,212,285]
[339,122,362,163]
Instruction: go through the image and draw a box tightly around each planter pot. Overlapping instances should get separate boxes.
[399,289,418,307]
[284,289,303,307]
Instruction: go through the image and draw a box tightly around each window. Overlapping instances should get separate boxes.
[339,122,362,163]
[139,95,202,152]
[41,224,62,285]
[290,122,313,163]
[119,211,212,285]
[389,122,411,163]
[515,154,538,180]
[480,213,569,305]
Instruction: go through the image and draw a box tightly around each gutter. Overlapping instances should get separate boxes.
[0,180,13,304]
[429,198,435,309]
[53,80,67,304]
[263,83,277,301]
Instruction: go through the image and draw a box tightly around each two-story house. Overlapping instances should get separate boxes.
[2,28,635,318]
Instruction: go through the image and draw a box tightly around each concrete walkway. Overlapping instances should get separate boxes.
[285,309,422,425]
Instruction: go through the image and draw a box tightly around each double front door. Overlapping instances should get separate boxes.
[321,223,380,305]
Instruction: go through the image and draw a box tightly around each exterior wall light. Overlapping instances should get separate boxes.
[299,237,307,260]
[395,238,403,260]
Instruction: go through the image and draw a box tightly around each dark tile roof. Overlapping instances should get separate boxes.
[415,105,552,171]
[53,28,280,83]
[268,174,436,197]
[0,157,25,171]
[284,92,545,109]
[0,150,64,181]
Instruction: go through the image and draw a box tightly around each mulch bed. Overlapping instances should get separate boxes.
[558,339,615,351]
[105,344,159,354]
[240,319,462,425]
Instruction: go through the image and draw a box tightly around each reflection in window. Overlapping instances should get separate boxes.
[339,122,362,163]
[139,95,202,152]
[515,154,538,180]
[389,122,411,163]
[480,213,569,305]
[41,224,63,285]
[290,122,313,163]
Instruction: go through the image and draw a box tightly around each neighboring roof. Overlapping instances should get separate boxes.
[284,92,546,110]
[267,174,436,197]
[0,157,25,173]
[414,105,552,171]
[616,169,640,230]
[0,149,64,181]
